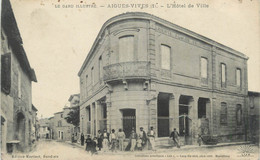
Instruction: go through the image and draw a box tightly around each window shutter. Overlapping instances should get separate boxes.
[1,53,11,94]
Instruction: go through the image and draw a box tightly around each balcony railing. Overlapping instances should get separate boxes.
[103,61,150,82]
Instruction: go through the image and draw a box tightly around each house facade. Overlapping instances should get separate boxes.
[1,0,37,152]
[78,12,248,145]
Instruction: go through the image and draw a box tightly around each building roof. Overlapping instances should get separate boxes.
[248,91,260,97]
[68,94,80,102]
[54,111,63,115]
[32,104,38,111]
[1,0,37,82]
[78,12,249,76]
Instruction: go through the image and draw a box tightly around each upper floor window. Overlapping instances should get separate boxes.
[236,68,241,87]
[99,56,103,81]
[220,102,227,125]
[1,53,11,94]
[119,36,134,63]
[200,57,208,79]
[61,114,63,118]
[236,104,242,125]
[161,44,171,70]
[18,69,22,98]
[91,67,94,85]
[58,120,62,127]
[221,63,226,87]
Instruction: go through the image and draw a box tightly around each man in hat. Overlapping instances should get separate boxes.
[129,129,137,151]
[170,128,180,148]
[138,127,147,150]
[147,126,156,151]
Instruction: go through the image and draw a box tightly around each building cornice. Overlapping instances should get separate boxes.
[78,12,249,76]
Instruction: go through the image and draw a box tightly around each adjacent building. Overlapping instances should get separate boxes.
[38,118,51,139]
[1,0,37,152]
[78,12,249,145]
[52,94,80,141]
[248,91,260,144]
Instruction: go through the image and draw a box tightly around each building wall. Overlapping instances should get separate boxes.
[78,13,248,144]
[1,28,34,152]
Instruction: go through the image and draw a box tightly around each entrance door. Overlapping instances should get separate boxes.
[157,93,170,137]
[121,109,136,138]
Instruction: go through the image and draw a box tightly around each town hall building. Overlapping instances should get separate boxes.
[78,12,248,145]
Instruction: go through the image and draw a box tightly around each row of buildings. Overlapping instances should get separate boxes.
[77,12,259,145]
[38,94,80,142]
[1,0,38,153]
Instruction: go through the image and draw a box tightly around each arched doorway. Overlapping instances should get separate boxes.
[16,112,26,151]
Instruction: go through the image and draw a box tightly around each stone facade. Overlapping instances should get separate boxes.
[248,91,260,144]
[1,0,37,153]
[78,12,248,145]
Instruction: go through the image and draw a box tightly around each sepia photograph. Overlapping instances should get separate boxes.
[1,0,259,159]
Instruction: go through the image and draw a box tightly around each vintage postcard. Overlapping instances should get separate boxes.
[1,0,259,160]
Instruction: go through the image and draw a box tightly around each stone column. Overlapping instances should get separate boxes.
[90,103,94,136]
[95,101,101,136]
[191,96,199,145]
[169,94,175,132]
[173,93,180,131]
[148,91,158,137]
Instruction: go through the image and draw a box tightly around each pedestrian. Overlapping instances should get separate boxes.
[71,134,74,143]
[138,127,147,150]
[129,129,137,152]
[85,135,92,152]
[117,129,125,151]
[147,126,156,151]
[170,128,180,148]
[80,133,85,146]
[109,129,117,152]
[101,129,110,152]
[91,137,98,155]
[197,134,202,146]
[97,130,103,151]
[136,137,142,151]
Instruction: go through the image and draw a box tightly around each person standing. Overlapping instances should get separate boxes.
[101,129,110,152]
[85,135,92,152]
[138,127,147,150]
[170,128,180,148]
[80,133,85,146]
[147,126,156,151]
[97,130,103,151]
[129,129,137,152]
[110,129,117,152]
[117,129,125,151]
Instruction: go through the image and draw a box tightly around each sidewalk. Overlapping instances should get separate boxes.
[63,140,252,155]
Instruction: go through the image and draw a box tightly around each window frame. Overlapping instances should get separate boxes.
[221,63,227,88]
[220,102,228,125]
[160,44,171,70]
[236,104,242,126]
[236,68,242,87]
[118,35,135,63]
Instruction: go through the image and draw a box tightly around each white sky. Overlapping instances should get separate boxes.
[9,0,260,118]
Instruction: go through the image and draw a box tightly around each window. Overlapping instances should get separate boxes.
[18,69,21,98]
[161,45,171,70]
[86,106,91,121]
[58,120,62,127]
[236,104,242,125]
[119,36,134,62]
[220,102,227,125]
[99,56,103,81]
[221,63,226,87]
[1,53,11,94]
[91,67,94,85]
[236,68,241,87]
[200,57,208,79]
[61,114,63,118]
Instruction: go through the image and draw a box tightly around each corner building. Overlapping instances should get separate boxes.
[78,12,248,145]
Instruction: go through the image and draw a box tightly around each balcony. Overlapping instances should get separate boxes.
[103,61,150,82]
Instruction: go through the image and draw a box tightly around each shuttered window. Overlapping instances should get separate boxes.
[161,45,171,70]
[1,53,11,94]
[119,36,134,63]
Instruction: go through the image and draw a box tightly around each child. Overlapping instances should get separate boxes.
[91,137,98,155]
[197,134,202,146]
[137,137,142,151]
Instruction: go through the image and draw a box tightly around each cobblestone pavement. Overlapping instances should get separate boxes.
[2,140,259,160]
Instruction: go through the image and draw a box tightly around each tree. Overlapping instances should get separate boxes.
[65,106,79,127]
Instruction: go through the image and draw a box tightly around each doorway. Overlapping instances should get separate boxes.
[157,93,170,137]
[121,109,136,138]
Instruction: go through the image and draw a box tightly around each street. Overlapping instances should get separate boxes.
[2,140,259,160]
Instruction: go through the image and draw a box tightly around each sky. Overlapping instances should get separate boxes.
[9,0,260,118]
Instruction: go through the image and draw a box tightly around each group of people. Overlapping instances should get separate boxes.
[79,127,185,154]
[80,126,157,154]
